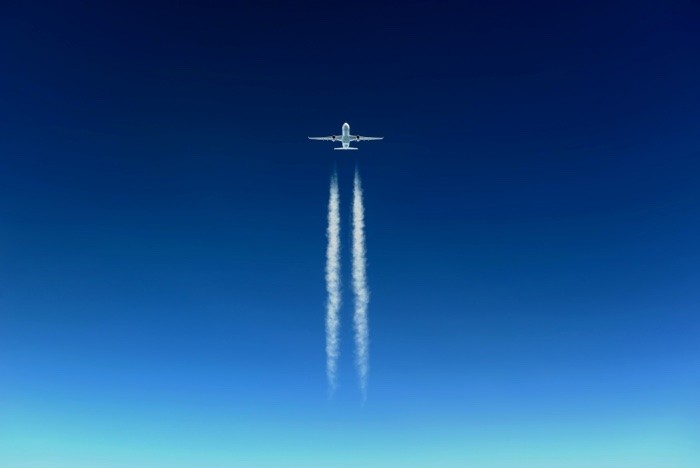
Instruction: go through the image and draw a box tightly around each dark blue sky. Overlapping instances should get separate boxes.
[1,1,699,466]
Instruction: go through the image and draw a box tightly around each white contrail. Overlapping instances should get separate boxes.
[352,168,370,398]
[325,170,341,392]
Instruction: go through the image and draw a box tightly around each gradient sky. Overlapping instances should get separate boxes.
[1,1,699,467]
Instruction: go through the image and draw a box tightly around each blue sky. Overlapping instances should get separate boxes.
[1,1,699,466]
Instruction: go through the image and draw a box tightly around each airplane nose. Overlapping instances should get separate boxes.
[343,122,349,128]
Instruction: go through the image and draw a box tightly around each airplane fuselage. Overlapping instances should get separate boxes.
[340,122,351,149]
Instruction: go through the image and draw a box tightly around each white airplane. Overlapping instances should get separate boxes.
[309,122,383,150]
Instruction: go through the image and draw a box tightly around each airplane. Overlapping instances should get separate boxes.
[308,122,383,150]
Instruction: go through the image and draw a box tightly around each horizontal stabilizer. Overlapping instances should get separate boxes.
[334,147,358,150]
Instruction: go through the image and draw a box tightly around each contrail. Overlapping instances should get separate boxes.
[352,167,370,398]
[325,170,341,392]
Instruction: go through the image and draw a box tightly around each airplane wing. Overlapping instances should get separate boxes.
[352,135,384,141]
[308,136,340,141]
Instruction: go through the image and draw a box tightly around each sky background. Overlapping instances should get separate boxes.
[1,1,699,467]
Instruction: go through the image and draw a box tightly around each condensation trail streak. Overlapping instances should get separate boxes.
[325,170,341,392]
[352,168,370,398]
